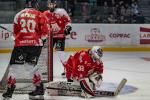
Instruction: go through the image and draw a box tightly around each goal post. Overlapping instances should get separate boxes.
[48,31,53,82]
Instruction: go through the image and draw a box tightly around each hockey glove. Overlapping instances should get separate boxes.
[89,72,103,88]
[64,25,72,35]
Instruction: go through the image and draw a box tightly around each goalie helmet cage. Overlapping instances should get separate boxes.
[0,32,53,94]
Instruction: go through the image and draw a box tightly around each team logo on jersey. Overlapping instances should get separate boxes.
[51,23,61,33]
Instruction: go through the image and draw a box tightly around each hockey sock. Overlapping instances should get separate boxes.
[32,73,41,86]
[7,76,16,88]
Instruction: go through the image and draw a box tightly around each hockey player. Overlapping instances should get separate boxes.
[2,0,49,99]
[62,46,104,98]
[43,0,72,77]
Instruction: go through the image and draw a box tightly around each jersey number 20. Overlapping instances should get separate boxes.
[20,19,36,33]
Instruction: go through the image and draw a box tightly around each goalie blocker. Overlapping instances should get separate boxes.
[46,78,127,97]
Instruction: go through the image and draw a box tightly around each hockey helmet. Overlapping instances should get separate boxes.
[90,46,103,60]
[47,0,57,4]
[26,0,39,9]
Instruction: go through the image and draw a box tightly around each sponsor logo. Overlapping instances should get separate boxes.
[140,27,150,44]
[85,28,105,42]
[0,29,10,40]
[20,40,36,44]
[18,55,23,60]
[109,33,130,38]
[66,31,77,40]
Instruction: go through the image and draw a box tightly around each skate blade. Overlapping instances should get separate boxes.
[29,95,44,100]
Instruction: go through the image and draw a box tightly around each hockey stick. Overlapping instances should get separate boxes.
[46,78,127,97]
[47,87,115,96]
[0,25,15,40]
[114,78,127,96]
[94,78,127,97]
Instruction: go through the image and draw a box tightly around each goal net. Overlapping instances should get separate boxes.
[0,32,53,94]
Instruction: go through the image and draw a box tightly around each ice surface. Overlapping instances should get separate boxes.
[0,53,11,80]
[0,51,150,100]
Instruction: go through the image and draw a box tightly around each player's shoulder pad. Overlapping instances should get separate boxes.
[14,9,27,24]
[80,51,88,57]
[55,8,68,17]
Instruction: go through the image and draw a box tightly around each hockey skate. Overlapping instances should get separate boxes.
[28,83,44,100]
[2,85,16,100]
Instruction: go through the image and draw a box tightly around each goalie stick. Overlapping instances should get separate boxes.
[46,78,127,97]
[0,25,15,40]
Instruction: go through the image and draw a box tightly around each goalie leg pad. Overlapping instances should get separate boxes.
[80,78,95,98]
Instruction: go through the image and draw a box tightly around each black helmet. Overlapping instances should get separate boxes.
[47,0,56,4]
[26,0,39,9]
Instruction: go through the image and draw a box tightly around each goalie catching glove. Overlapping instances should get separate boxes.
[64,25,72,35]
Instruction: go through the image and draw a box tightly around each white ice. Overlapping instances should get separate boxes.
[0,51,150,100]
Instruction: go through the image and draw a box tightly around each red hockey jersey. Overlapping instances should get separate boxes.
[43,8,71,39]
[13,8,49,47]
[64,50,104,80]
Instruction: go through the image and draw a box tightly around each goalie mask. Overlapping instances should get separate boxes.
[47,0,57,12]
[90,46,103,60]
